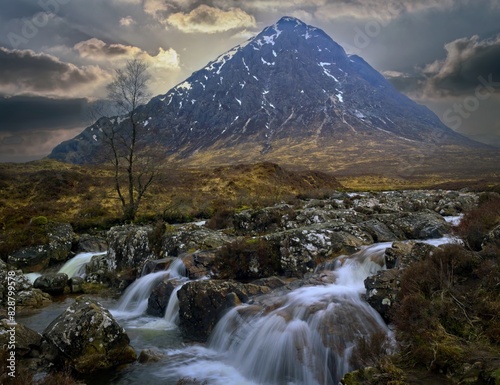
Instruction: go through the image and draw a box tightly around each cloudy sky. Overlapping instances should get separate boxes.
[1,0,499,162]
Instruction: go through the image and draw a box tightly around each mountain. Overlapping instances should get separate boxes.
[49,17,498,177]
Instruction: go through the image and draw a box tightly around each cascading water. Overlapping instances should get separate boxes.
[58,251,106,278]
[204,244,390,385]
[111,258,187,320]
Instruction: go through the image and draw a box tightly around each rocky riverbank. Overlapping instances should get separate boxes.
[4,189,499,384]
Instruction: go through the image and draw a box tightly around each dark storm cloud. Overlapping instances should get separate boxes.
[0,47,107,96]
[0,95,89,162]
[0,95,88,132]
[422,35,500,97]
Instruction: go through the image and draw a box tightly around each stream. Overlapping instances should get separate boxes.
[19,234,459,385]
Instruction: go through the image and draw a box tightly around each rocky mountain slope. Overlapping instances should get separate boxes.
[49,17,499,176]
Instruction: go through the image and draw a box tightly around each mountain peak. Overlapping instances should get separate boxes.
[48,16,493,175]
[276,16,307,27]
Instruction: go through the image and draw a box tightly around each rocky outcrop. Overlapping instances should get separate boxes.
[365,242,438,321]
[269,224,372,277]
[43,296,136,374]
[8,222,76,273]
[33,273,69,295]
[0,261,51,314]
[177,280,271,342]
[107,225,152,274]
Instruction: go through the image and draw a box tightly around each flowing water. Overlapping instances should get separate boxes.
[58,251,107,278]
[18,237,457,384]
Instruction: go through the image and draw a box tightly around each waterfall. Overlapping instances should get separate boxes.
[58,251,106,278]
[208,244,390,385]
[164,285,183,326]
[112,258,187,319]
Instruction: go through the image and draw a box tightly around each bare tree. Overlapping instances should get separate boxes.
[101,58,160,221]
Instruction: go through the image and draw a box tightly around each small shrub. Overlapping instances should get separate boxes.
[349,331,394,368]
[455,193,500,250]
[148,220,166,257]
[206,207,235,230]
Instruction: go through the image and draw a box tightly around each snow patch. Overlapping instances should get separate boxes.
[319,62,338,82]
[235,98,242,105]
[92,134,97,142]
[176,81,192,91]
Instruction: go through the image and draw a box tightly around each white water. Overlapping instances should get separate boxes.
[24,272,42,283]
[111,258,187,320]
[58,251,106,278]
[157,244,390,385]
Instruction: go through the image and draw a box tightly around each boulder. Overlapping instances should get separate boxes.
[161,223,234,256]
[359,219,398,243]
[375,210,450,240]
[0,319,42,357]
[43,296,136,374]
[142,257,176,276]
[138,348,166,363]
[147,278,182,317]
[364,268,403,322]
[177,280,271,342]
[68,276,84,293]
[75,234,107,253]
[0,263,52,313]
[271,224,372,277]
[8,222,76,272]
[180,250,216,279]
[34,273,69,295]
[107,225,152,274]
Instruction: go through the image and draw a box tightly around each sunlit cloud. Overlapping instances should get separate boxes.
[0,47,109,99]
[166,5,256,34]
[120,16,136,26]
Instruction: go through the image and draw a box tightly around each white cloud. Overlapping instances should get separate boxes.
[120,16,136,26]
[166,5,256,34]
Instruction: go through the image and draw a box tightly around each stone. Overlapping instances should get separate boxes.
[43,296,136,374]
[75,234,107,253]
[138,348,166,363]
[34,273,69,295]
[147,278,182,317]
[68,276,84,293]
[8,222,76,272]
[0,319,42,357]
[181,250,216,279]
[365,269,403,322]
[177,280,270,342]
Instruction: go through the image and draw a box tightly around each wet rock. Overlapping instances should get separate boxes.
[147,278,182,317]
[34,273,69,295]
[272,224,372,277]
[43,296,136,374]
[359,219,398,243]
[375,210,450,240]
[8,222,76,272]
[365,268,402,322]
[0,263,52,313]
[107,225,152,275]
[68,276,84,293]
[138,348,166,363]
[162,223,234,256]
[84,252,117,286]
[181,250,216,279]
[142,257,176,275]
[75,234,107,253]
[177,280,271,342]
[384,241,436,269]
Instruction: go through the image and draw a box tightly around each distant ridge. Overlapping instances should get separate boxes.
[49,16,499,177]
